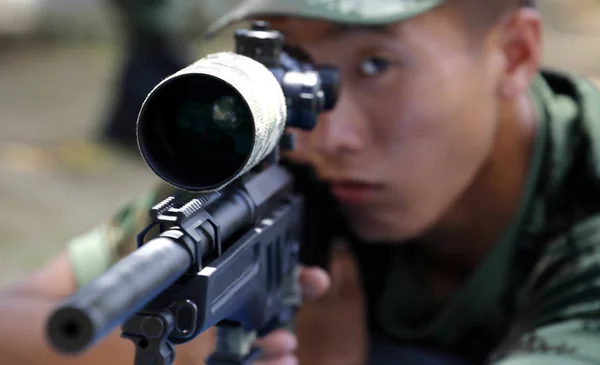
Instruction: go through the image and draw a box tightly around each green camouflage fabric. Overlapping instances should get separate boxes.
[109,0,448,40]
[66,182,187,286]
[484,72,600,365]
[205,0,444,38]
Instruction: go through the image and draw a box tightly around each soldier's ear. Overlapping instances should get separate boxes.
[495,8,542,100]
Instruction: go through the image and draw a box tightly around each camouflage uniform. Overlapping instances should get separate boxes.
[69,1,600,364]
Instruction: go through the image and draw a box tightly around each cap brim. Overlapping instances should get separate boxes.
[204,0,444,40]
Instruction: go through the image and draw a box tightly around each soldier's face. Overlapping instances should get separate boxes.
[272,9,520,242]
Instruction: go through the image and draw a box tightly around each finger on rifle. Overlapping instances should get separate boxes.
[300,266,330,301]
[255,329,298,358]
[328,242,362,299]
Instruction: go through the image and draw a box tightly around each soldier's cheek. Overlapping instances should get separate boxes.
[281,127,316,164]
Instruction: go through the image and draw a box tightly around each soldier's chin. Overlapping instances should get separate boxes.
[343,212,428,244]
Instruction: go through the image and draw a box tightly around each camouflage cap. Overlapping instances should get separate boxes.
[205,0,445,39]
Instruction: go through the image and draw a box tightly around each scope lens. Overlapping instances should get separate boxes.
[137,74,255,191]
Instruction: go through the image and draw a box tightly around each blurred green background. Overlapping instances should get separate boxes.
[0,0,600,288]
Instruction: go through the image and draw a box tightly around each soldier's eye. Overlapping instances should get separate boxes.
[359,57,391,77]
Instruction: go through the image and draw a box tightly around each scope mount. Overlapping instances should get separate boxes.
[235,21,284,68]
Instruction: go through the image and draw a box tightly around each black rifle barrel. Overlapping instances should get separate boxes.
[46,236,192,353]
[45,188,255,354]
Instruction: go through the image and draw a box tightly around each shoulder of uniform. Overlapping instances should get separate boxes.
[488,213,600,363]
[526,213,600,296]
[66,182,181,288]
[108,182,184,259]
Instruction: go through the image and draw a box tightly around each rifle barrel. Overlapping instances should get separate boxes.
[46,236,192,353]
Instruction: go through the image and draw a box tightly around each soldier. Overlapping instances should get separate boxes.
[3,0,600,364]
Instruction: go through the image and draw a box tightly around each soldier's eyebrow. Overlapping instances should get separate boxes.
[331,24,396,38]
[275,21,395,42]
[282,43,314,63]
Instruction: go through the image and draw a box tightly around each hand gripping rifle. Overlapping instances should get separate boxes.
[45,21,339,365]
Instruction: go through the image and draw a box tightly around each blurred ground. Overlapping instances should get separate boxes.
[1,0,600,287]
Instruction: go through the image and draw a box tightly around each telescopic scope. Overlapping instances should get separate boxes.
[136,22,339,192]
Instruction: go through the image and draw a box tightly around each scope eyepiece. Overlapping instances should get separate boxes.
[317,65,340,111]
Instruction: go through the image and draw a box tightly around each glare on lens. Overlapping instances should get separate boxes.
[213,96,244,130]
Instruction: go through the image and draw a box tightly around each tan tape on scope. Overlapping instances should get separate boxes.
[159,52,288,191]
